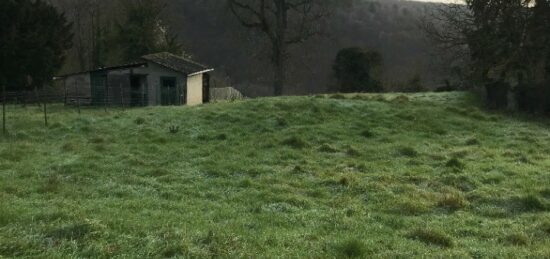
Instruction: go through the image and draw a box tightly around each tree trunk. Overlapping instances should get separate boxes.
[273,45,285,96]
[272,0,288,96]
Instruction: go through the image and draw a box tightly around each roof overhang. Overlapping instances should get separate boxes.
[57,62,148,78]
[188,69,214,77]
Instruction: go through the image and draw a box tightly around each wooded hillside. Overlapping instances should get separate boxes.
[54,0,444,96]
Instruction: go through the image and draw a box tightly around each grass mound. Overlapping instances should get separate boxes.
[407,228,454,248]
[1,92,549,257]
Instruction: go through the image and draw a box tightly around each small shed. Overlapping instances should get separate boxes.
[59,52,213,106]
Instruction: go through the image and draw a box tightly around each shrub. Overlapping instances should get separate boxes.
[404,74,425,93]
[333,47,383,93]
[337,239,367,258]
[408,228,454,248]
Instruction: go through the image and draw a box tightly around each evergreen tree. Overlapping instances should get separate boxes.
[0,0,73,90]
[116,0,183,62]
[333,48,383,93]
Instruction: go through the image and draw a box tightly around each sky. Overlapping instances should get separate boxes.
[412,0,456,3]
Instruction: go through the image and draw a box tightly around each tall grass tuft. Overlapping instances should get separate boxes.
[504,233,530,246]
[398,146,418,157]
[281,136,309,149]
[337,239,367,258]
[438,190,468,211]
[518,194,547,212]
[445,158,465,170]
[408,228,454,248]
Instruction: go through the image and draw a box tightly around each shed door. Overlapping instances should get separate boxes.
[161,77,177,106]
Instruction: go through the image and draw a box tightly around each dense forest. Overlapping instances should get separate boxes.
[53,0,445,97]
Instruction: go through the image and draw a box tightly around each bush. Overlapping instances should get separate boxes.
[515,84,550,114]
[403,74,425,93]
[485,81,510,110]
[333,47,383,93]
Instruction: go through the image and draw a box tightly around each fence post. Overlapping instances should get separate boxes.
[120,83,124,110]
[64,80,67,106]
[43,101,48,127]
[2,84,6,135]
[75,81,80,115]
[104,81,109,112]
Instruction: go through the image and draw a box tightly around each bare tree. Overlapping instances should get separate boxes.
[227,0,341,96]
[421,2,474,86]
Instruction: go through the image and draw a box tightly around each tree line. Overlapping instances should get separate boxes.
[426,0,550,113]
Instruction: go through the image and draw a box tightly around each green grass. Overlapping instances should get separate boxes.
[1,92,550,257]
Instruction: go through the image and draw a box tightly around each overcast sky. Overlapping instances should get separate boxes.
[412,0,457,3]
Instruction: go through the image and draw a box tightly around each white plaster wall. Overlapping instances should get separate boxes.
[186,73,203,106]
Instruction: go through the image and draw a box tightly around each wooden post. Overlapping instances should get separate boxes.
[2,84,6,136]
[43,101,48,127]
[63,79,67,105]
[105,80,108,112]
[120,82,124,110]
[75,81,80,115]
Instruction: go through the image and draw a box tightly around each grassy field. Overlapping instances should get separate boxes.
[1,92,550,258]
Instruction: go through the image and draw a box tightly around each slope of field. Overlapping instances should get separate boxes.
[1,92,550,257]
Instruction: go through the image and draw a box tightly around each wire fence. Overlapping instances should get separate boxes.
[0,86,246,135]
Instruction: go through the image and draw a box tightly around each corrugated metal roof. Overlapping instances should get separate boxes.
[58,62,147,78]
[141,52,210,75]
[58,52,212,78]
